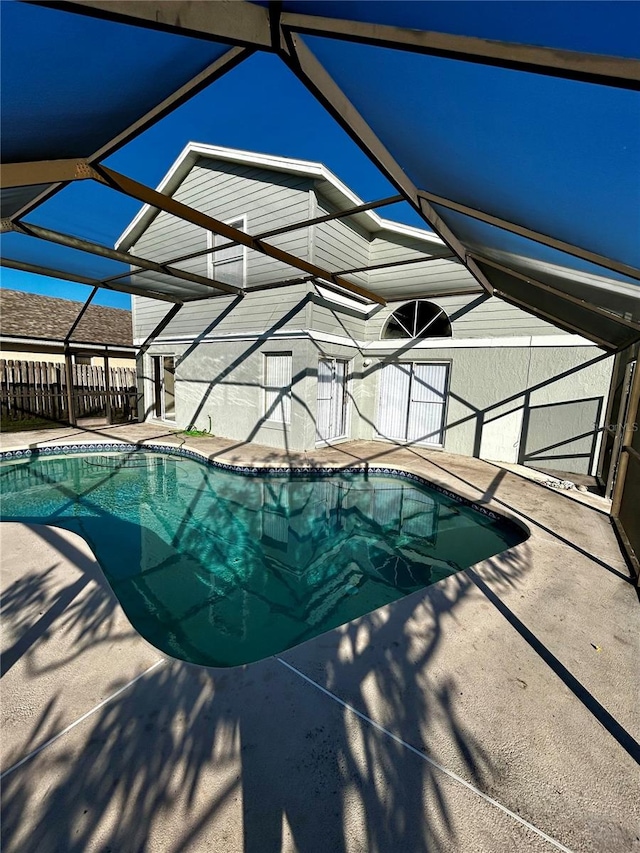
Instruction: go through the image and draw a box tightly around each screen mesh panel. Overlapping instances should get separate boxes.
[1,186,53,219]
[1,3,233,163]
[0,231,130,281]
[280,1,640,58]
[477,261,638,350]
[301,36,640,270]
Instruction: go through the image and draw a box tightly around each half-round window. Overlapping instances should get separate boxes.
[381,300,451,340]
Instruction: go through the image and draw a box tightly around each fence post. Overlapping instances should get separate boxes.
[64,351,76,426]
[27,360,35,416]
[51,362,58,420]
[104,352,112,425]
[0,359,6,423]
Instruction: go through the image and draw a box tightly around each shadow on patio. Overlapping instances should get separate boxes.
[1,516,532,853]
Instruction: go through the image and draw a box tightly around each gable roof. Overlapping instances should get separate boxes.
[0,289,133,348]
[116,142,447,254]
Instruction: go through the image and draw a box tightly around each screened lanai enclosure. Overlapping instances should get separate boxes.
[1,0,639,579]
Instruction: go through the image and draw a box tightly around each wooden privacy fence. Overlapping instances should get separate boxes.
[0,359,137,424]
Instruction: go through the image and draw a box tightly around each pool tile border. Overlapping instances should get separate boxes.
[0,441,504,522]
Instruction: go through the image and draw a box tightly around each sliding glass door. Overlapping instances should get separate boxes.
[377,362,448,446]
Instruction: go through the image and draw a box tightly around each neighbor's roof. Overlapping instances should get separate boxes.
[1,1,639,350]
[0,290,133,349]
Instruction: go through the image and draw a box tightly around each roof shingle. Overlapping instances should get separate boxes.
[0,289,133,347]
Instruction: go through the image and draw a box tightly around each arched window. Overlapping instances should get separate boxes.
[381,300,451,340]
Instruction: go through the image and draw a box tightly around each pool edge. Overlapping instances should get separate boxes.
[0,439,531,539]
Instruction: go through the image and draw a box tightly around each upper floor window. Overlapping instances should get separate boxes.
[381,300,451,340]
[207,216,246,286]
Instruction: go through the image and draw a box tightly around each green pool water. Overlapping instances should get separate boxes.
[0,451,526,667]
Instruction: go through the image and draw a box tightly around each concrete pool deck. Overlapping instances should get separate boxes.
[1,423,638,852]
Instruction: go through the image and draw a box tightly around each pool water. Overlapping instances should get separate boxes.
[0,451,526,667]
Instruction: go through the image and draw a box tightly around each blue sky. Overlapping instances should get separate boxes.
[3,50,419,311]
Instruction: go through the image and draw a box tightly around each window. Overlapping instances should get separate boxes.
[264,353,292,425]
[207,216,246,286]
[382,300,451,339]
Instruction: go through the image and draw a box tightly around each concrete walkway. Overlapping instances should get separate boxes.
[1,424,638,852]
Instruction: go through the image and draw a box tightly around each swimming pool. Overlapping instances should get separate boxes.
[0,446,527,667]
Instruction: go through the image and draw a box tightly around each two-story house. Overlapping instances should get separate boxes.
[117,144,613,477]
